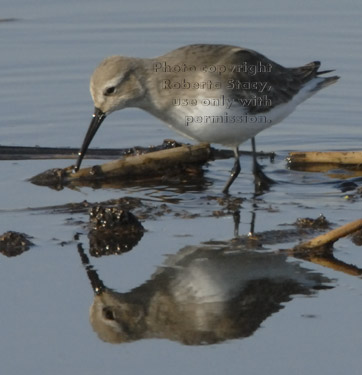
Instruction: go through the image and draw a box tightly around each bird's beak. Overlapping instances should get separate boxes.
[74,107,106,172]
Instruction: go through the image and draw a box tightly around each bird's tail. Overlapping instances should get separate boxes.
[313,75,340,91]
[315,62,340,90]
[293,61,340,92]
[293,61,339,84]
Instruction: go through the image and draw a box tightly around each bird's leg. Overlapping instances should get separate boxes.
[248,210,256,237]
[222,147,241,194]
[251,137,274,194]
[233,209,240,237]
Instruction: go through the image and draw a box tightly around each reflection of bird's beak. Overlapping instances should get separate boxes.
[77,244,105,295]
[74,107,106,172]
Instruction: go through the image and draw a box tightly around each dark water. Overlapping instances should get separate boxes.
[1,1,362,374]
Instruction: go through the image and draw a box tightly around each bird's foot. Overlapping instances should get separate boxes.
[253,161,275,195]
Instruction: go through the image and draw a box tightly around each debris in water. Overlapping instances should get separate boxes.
[295,215,331,229]
[88,206,145,257]
[0,231,34,257]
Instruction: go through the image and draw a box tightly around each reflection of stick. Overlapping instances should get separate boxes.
[288,151,362,165]
[307,255,362,276]
[294,218,362,249]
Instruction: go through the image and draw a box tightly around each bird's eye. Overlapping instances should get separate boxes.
[103,307,115,320]
[104,86,116,96]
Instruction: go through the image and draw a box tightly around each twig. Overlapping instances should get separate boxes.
[0,144,273,161]
[30,143,211,187]
[0,145,130,160]
[287,219,362,276]
[288,151,362,166]
[294,218,362,250]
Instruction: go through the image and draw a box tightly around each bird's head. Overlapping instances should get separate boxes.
[74,56,146,171]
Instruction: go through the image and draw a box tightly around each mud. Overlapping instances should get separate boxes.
[351,229,362,246]
[88,206,145,257]
[294,215,331,229]
[0,231,34,257]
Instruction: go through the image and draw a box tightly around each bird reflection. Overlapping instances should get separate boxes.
[78,244,331,345]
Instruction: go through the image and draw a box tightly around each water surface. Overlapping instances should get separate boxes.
[1,1,362,374]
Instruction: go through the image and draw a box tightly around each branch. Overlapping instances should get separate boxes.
[288,219,362,277]
[30,143,211,187]
[294,218,362,250]
[288,151,362,166]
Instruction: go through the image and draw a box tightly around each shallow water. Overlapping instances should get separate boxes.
[1,0,362,374]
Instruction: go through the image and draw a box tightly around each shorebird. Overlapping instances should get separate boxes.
[74,44,339,193]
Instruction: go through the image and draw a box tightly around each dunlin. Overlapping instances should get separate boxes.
[74,44,339,192]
